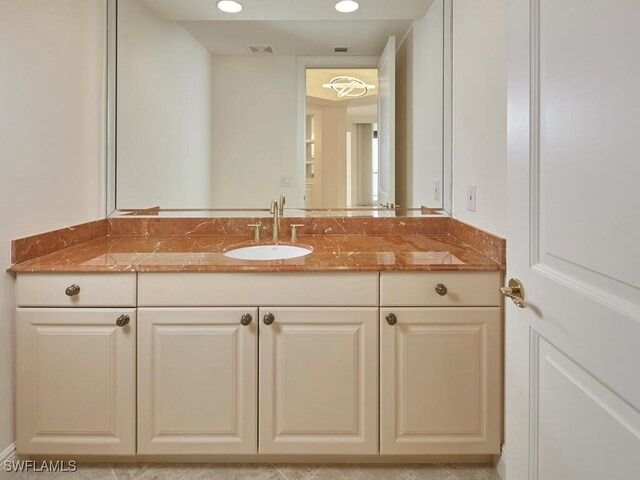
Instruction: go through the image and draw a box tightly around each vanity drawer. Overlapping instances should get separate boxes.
[380,271,501,307]
[138,272,379,307]
[16,273,137,307]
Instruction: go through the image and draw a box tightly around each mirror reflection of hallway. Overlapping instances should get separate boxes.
[305,68,379,209]
[114,0,449,212]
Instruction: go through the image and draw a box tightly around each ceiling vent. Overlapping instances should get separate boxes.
[334,46,351,54]
[244,45,274,54]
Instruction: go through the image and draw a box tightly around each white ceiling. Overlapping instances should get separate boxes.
[140,0,434,21]
[138,0,433,56]
[180,20,412,55]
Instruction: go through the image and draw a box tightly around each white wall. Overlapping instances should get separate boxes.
[211,55,302,208]
[451,0,507,237]
[0,0,105,453]
[347,106,377,207]
[395,0,445,209]
[395,31,414,209]
[318,104,348,208]
[413,0,445,209]
[117,0,214,209]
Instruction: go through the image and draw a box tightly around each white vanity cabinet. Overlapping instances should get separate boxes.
[137,272,380,456]
[380,272,502,455]
[15,270,502,458]
[15,273,137,455]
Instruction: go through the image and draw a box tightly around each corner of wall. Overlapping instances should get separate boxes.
[451,0,508,238]
[0,0,108,454]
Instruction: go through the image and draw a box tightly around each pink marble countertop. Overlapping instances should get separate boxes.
[9,233,502,273]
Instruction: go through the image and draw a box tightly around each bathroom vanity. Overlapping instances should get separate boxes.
[10,216,504,460]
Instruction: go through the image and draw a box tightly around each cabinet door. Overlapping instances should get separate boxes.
[16,308,136,455]
[380,307,501,454]
[259,308,378,455]
[138,308,257,454]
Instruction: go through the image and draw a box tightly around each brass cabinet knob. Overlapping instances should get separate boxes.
[386,313,398,326]
[435,283,448,296]
[116,314,130,327]
[241,313,253,326]
[263,312,275,326]
[65,284,81,297]
[500,278,526,308]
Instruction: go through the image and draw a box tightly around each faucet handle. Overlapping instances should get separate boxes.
[290,224,305,243]
[247,222,262,242]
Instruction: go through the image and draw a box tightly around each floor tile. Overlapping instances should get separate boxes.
[272,463,322,480]
[9,462,499,480]
[13,463,113,480]
[308,464,458,480]
[441,464,501,480]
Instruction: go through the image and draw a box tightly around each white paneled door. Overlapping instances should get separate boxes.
[506,0,640,478]
[377,36,396,207]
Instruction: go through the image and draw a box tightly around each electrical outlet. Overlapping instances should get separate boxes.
[434,180,440,202]
[280,175,292,187]
[467,184,477,212]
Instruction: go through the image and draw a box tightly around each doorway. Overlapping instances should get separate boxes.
[304,68,379,209]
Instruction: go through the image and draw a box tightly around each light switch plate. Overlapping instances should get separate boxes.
[280,175,292,187]
[467,184,477,212]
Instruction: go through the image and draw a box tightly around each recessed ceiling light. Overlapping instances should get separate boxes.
[335,1,359,14]
[217,0,243,14]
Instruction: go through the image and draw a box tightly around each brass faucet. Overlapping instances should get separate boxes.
[269,200,280,243]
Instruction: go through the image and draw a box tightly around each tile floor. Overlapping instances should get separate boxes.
[6,463,501,480]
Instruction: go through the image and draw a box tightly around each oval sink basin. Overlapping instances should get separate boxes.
[224,244,313,261]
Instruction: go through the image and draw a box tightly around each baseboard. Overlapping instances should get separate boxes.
[494,445,507,480]
[0,443,16,464]
[26,453,495,464]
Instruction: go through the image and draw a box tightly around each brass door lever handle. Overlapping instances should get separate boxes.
[500,278,526,308]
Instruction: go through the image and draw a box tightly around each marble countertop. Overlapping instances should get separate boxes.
[8,233,502,273]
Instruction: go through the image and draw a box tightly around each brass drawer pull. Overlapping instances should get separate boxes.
[241,313,253,326]
[116,314,130,327]
[435,283,448,296]
[263,312,275,325]
[65,284,81,297]
[386,313,398,326]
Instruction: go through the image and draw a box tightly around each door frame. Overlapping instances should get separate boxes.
[296,56,379,208]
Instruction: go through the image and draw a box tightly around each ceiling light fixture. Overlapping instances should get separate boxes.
[335,1,359,14]
[217,0,243,13]
[323,76,375,98]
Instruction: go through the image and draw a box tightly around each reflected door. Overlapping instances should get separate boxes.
[377,36,396,207]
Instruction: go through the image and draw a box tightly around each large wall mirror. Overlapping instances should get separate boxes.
[108,0,452,216]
